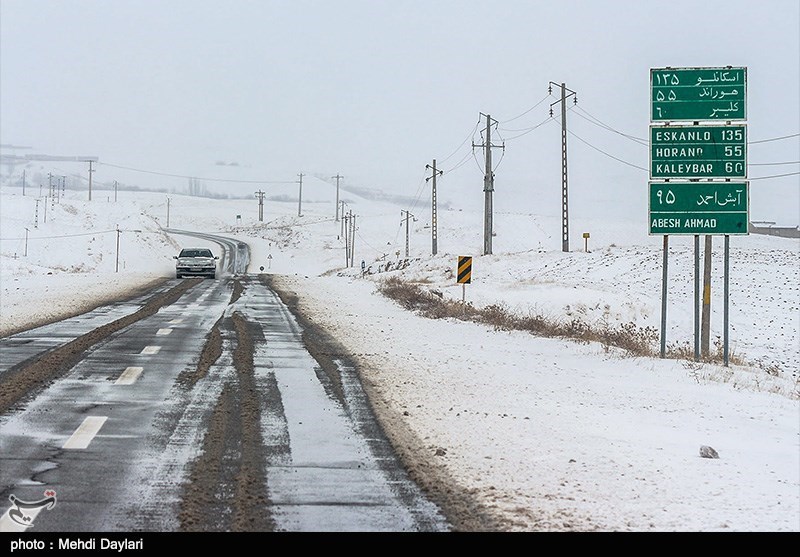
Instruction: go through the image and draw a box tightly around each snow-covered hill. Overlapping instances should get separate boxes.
[1,179,798,531]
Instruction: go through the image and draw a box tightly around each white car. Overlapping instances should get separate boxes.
[174,247,218,279]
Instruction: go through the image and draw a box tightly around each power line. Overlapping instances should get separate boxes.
[566,124,799,178]
[439,118,482,164]
[442,150,474,175]
[749,133,800,144]
[102,162,295,184]
[500,115,555,140]
[0,229,116,241]
[749,171,800,180]
[498,93,551,124]
[574,105,800,149]
[566,128,648,172]
[572,106,648,146]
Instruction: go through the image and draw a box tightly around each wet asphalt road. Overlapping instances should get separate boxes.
[0,232,449,532]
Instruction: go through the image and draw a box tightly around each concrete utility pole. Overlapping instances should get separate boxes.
[401,210,415,258]
[297,173,304,217]
[167,197,171,227]
[114,180,118,202]
[473,113,503,255]
[255,190,265,221]
[61,175,66,199]
[87,160,95,201]
[549,81,577,252]
[34,199,39,228]
[332,174,344,221]
[24,228,28,256]
[115,225,121,272]
[343,211,350,266]
[426,159,443,256]
[701,235,712,358]
[22,170,26,196]
[349,210,356,267]
[340,201,347,237]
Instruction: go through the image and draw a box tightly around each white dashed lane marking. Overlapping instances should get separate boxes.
[115,367,143,385]
[156,328,172,336]
[140,346,160,355]
[62,416,108,449]
[168,319,183,325]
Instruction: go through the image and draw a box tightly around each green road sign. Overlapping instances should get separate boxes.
[651,67,746,122]
[650,125,746,179]
[649,181,749,235]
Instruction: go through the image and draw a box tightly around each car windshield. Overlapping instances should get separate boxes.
[180,249,213,258]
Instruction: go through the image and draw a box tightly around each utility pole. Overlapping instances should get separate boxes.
[297,173,304,217]
[87,160,95,201]
[115,225,121,272]
[332,174,343,221]
[34,199,39,228]
[24,228,28,256]
[48,173,53,198]
[22,170,26,196]
[472,113,503,255]
[343,211,350,266]
[167,197,171,227]
[340,201,346,237]
[426,159,443,256]
[114,180,118,202]
[701,235,712,358]
[349,210,356,267]
[549,81,577,253]
[61,175,66,199]
[255,189,265,221]
[401,210,415,258]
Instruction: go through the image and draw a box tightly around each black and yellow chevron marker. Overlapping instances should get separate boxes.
[457,256,472,284]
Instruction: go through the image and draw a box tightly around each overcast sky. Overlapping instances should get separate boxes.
[2,0,799,224]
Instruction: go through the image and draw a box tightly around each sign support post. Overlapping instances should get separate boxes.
[650,66,747,366]
[660,235,669,358]
[694,235,700,362]
[724,235,730,366]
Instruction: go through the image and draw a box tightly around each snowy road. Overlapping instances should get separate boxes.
[0,235,449,532]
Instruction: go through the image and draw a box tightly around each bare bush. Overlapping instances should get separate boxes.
[378,277,665,358]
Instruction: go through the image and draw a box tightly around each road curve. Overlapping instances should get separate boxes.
[0,232,451,532]
[165,229,250,277]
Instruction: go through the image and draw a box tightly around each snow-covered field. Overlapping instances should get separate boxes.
[1,177,798,531]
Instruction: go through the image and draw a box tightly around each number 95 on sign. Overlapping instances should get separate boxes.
[648,182,749,235]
